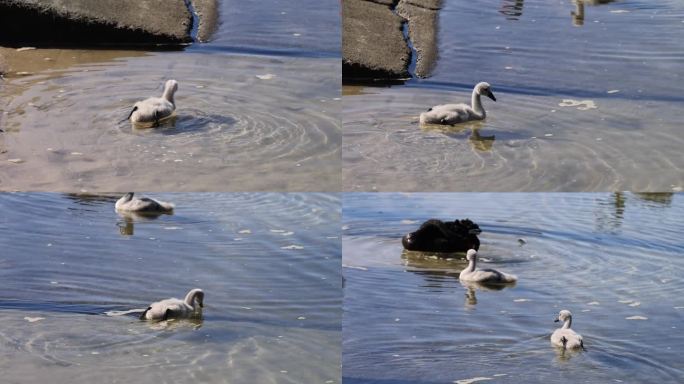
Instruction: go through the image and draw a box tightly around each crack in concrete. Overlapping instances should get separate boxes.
[183,0,201,42]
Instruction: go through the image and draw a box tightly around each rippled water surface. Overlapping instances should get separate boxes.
[343,0,684,191]
[0,192,340,383]
[343,193,684,383]
[0,0,340,192]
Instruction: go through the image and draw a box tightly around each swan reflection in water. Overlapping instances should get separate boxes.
[499,0,525,21]
[461,280,515,309]
[422,120,496,152]
[572,0,617,26]
[116,210,172,236]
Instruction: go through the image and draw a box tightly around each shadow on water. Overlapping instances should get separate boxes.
[114,112,238,136]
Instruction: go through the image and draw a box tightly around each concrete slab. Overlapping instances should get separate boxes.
[343,0,411,81]
[0,0,193,45]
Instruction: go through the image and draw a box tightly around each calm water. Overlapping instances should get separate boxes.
[343,193,684,383]
[0,192,341,383]
[0,0,341,192]
[343,0,684,192]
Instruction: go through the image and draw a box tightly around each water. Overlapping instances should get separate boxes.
[343,193,684,384]
[0,192,341,383]
[343,0,684,192]
[0,0,341,192]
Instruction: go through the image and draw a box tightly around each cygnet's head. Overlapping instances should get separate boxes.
[185,288,204,307]
[555,309,573,323]
[475,82,496,101]
[466,249,478,261]
[115,192,135,210]
[164,80,178,94]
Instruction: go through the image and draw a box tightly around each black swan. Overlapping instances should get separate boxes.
[402,218,481,253]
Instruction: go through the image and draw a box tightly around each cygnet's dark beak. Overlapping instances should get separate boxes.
[485,90,496,101]
[554,318,559,323]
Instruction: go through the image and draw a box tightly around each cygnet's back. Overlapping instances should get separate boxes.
[115,192,174,213]
[459,249,517,284]
[128,79,178,124]
[140,288,204,321]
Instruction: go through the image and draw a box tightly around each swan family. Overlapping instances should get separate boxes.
[402,218,586,351]
[420,82,496,125]
[140,288,204,321]
[127,79,178,125]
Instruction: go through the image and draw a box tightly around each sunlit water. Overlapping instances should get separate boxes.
[0,192,341,383]
[0,0,341,192]
[343,193,684,384]
[343,0,684,192]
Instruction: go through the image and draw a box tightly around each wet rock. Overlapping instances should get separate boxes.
[395,0,442,78]
[0,0,212,46]
[343,0,411,81]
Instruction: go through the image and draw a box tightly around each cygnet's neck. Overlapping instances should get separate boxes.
[466,256,477,272]
[184,289,202,307]
[562,317,572,329]
[471,89,485,118]
[163,85,176,105]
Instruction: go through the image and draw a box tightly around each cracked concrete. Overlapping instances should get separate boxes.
[343,0,411,81]
[396,0,441,78]
[343,0,442,82]
[0,0,218,46]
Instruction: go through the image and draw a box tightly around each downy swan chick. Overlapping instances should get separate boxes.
[140,288,204,321]
[127,79,178,124]
[115,192,174,213]
[402,219,481,253]
[420,82,496,125]
[459,249,517,284]
[551,310,585,350]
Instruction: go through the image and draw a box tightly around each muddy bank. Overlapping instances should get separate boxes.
[0,0,219,46]
[342,0,442,82]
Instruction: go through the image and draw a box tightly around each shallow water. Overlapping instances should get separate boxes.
[343,193,684,383]
[343,0,684,191]
[0,0,341,192]
[0,192,340,383]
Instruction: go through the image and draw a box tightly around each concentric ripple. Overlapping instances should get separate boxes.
[0,52,340,191]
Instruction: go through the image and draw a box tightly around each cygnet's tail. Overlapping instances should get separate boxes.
[502,273,518,283]
[159,202,175,212]
[419,112,427,125]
